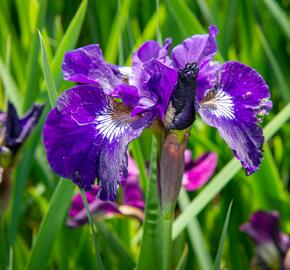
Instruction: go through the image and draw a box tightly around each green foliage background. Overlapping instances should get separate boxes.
[0,0,289,269]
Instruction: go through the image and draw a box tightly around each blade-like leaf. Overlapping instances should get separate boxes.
[256,26,290,102]
[80,190,104,270]
[261,0,290,41]
[105,0,132,63]
[0,58,21,110]
[38,31,59,106]
[213,201,233,270]
[51,0,88,89]
[25,180,75,270]
[178,189,213,270]
[136,135,160,270]
[23,0,47,111]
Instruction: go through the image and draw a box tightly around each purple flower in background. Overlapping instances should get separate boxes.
[43,25,271,201]
[0,102,44,154]
[67,150,217,227]
[0,102,44,215]
[241,211,290,270]
[182,150,217,191]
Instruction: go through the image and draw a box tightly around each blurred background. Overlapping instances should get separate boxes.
[0,0,289,269]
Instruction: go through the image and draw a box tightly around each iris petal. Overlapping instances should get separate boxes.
[62,45,121,94]
[196,61,272,175]
[171,25,218,69]
[132,59,178,119]
[131,38,173,90]
[182,152,217,191]
[43,85,154,201]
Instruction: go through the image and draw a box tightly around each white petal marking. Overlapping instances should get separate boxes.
[95,101,131,143]
[201,89,235,119]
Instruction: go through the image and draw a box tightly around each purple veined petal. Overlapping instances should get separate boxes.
[62,45,122,94]
[43,85,155,201]
[131,59,178,119]
[131,38,173,89]
[171,25,218,69]
[196,61,272,175]
[182,152,217,191]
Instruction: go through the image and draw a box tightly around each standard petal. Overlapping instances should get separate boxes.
[62,45,121,94]
[131,38,172,89]
[43,85,154,201]
[171,25,218,69]
[182,152,217,191]
[196,61,272,175]
[131,59,178,119]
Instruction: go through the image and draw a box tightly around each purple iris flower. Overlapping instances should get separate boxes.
[241,211,290,270]
[67,150,217,227]
[0,102,44,215]
[1,102,44,154]
[43,25,271,201]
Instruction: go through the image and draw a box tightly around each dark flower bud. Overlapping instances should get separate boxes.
[159,132,189,215]
[164,62,199,130]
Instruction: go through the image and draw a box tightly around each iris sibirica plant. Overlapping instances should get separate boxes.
[43,25,271,268]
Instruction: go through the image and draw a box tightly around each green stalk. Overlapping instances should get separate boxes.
[80,190,104,270]
[159,211,174,270]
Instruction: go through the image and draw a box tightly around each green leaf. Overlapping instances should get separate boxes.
[173,103,290,239]
[130,140,148,191]
[0,57,21,110]
[9,108,48,246]
[164,0,224,62]
[125,4,166,65]
[80,190,104,270]
[178,189,213,270]
[164,0,203,37]
[38,31,59,106]
[213,201,233,270]
[261,0,290,41]
[23,0,48,111]
[96,222,135,270]
[175,244,188,270]
[51,0,88,89]
[256,26,290,103]
[25,180,75,270]
[136,135,160,270]
[105,0,132,64]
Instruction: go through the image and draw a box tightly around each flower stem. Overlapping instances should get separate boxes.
[160,211,174,270]
[80,189,104,270]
